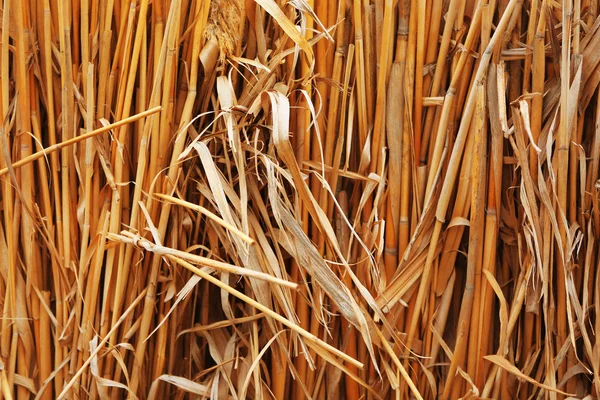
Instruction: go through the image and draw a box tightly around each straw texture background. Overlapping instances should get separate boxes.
[0,0,599,398]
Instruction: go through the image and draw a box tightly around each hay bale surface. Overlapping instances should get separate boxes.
[0,0,599,398]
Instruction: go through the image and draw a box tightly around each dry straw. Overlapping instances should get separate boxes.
[1,0,600,398]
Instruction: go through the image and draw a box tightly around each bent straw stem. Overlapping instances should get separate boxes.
[166,255,364,370]
[0,106,162,177]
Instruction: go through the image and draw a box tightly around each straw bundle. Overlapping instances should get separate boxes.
[1,0,600,398]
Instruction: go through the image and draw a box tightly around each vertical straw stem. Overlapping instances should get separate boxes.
[557,0,573,388]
